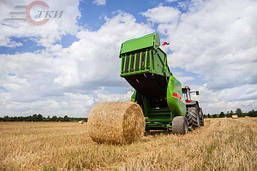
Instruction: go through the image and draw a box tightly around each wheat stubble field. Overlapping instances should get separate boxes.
[0,118,256,171]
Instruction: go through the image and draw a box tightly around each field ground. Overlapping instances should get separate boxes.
[0,118,256,171]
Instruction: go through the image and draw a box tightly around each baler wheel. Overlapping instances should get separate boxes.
[172,116,188,134]
[187,107,200,128]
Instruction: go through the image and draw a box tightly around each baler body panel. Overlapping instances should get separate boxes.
[120,33,170,78]
[166,76,187,116]
[120,32,160,55]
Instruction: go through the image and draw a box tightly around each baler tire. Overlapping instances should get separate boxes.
[199,108,204,126]
[187,107,200,128]
[172,116,188,134]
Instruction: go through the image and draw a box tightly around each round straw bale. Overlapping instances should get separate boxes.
[88,102,145,144]
[78,120,84,124]
[232,115,238,119]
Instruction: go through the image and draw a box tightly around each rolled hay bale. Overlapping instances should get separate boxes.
[232,115,238,119]
[78,120,84,124]
[88,102,145,144]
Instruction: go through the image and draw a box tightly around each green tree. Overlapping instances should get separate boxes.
[212,114,218,118]
[46,116,51,121]
[219,112,225,118]
[37,114,43,121]
[32,114,38,121]
[235,108,243,117]
[227,110,233,118]
[248,110,257,117]
[225,111,230,117]
[63,115,69,122]
[52,116,57,121]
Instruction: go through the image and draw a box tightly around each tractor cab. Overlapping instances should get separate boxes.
[182,86,199,103]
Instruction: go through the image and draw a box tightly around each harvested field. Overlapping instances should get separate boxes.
[0,118,256,170]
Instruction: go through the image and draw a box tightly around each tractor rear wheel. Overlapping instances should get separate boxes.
[187,106,200,128]
[199,108,204,126]
[172,116,188,134]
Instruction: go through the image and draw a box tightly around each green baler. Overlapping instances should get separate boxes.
[120,32,187,132]
[88,33,204,144]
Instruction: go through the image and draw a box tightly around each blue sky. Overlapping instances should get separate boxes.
[0,0,186,53]
[0,0,256,116]
[78,0,168,29]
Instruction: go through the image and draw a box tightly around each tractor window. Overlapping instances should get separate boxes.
[182,93,187,100]
[182,89,190,100]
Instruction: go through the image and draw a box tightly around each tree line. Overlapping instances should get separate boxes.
[204,108,257,118]
[0,114,87,122]
[0,108,256,122]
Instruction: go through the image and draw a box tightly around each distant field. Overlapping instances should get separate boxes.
[0,118,256,170]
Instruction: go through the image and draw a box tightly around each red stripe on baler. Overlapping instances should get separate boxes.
[172,92,182,100]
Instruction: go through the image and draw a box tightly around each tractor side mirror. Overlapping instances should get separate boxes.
[196,91,200,95]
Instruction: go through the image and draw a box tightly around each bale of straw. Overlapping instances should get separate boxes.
[78,120,84,124]
[88,102,145,144]
[232,115,238,119]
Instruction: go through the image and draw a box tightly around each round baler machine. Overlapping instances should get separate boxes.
[88,33,204,144]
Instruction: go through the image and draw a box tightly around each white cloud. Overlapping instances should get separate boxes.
[192,84,257,114]
[165,0,257,90]
[166,0,178,2]
[172,72,194,86]
[1,0,257,117]
[141,5,181,23]
[93,0,106,6]
[0,0,80,47]
[54,12,153,89]
[0,91,94,117]
[142,0,257,113]
[94,88,133,103]
[0,11,153,117]
[0,37,23,47]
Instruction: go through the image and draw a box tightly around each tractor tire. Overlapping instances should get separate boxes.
[187,106,200,128]
[172,116,188,134]
[199,108,204,126]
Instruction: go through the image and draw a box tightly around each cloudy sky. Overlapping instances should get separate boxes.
[0,0,256,117]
